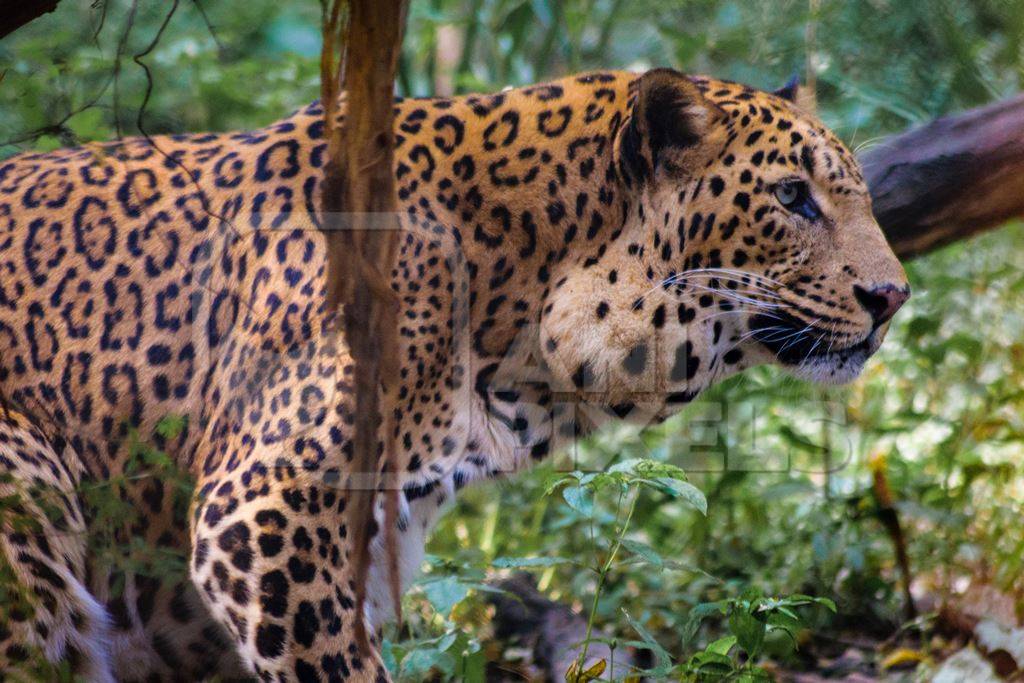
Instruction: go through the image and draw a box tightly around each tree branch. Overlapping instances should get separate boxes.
[861,93,1024,259]
[319,0,409,654]
[0,0,61,40]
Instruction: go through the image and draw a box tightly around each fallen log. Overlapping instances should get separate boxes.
[860,93,1024,259]
[487,573,640,681]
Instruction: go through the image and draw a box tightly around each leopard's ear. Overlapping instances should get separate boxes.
[773,73,800,103]
[617,68,726,184]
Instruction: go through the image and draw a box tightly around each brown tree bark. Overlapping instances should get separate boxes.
[319,0,409,653]
[0,0,61,40]
[861,93,1024,259]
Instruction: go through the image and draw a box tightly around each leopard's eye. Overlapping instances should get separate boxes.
[773,180,821,220]
[774,181,800,206]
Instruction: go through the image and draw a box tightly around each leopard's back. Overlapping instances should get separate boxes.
[0,109,334,473]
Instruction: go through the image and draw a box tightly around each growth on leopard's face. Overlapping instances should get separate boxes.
[539,69,909,424]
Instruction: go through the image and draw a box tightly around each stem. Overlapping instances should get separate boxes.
[454,0,483,93]
[397,50,414,97]
[576,488,639,675]
[534,0,565,79]
[425,0,441,90]
[480,498,499,558]
[592,0,624,60]
[820,389,832,500]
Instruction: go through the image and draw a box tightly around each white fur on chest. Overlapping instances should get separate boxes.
[363,391,525,628]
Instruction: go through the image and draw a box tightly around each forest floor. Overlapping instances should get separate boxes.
[483,573,1023,681]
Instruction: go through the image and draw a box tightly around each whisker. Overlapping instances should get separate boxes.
[803,333,826,363]
[699,308,787,325]
[660,282,791,312]
[633,267,794,310]
[662,270,786,300]
[734,324,795,346]
[781,325,816,353]
[685,267,789,291]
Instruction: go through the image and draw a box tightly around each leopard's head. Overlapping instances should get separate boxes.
[540,68,909,421]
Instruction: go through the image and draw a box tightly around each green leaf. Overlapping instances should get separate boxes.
[778,594,837,612]
[459,649,487,682]
[380,638,398,674]
[609,458,688,482]
[544,472,579,496]
[766,611,802,644]
[706,635,738,657]
[401,647,455,678]
[420,576,469,616]
[623,609,673,676]
[947,331,983,361]
[436,629,458,653]
[736,667,775,682]
[491,556,578,568]
[905,315,941,340]
[607,458,645,476]
[620,539,664,568]
[729,607,766,659]
[562,485,592,515]
[680,601,729,644]
[66,107,105,141]
[155,414,187,440]
[34,135,61,152]
[652,477,707,515]
[687,649,735,674]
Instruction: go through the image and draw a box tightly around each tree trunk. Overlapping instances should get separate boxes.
[861,93,1024,259]
[319,0,409,653]
[0,0,61,39]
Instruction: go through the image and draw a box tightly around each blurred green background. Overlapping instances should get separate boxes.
[2,1,1023,679]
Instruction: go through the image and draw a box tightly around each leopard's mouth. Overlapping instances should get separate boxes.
[748,312,884,384]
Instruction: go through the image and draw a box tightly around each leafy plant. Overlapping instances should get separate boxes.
[381,554,494,681]
[547,458,708,680]
[680,592,836,681]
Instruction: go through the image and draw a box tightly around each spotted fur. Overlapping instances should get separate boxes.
[0,68,907,681]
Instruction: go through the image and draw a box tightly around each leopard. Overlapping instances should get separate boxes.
[0,67,909,681]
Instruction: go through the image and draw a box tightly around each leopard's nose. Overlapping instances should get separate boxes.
[853,283,910,328]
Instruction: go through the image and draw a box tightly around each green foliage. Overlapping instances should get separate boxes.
[380,554,490,681]
[0,415,193,679]
[4,0,1024,156]
[79,416,194,593]
[551,458,706,678]
[680,592,835,680]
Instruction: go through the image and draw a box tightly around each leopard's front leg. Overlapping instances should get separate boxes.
[190,454,390,682]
